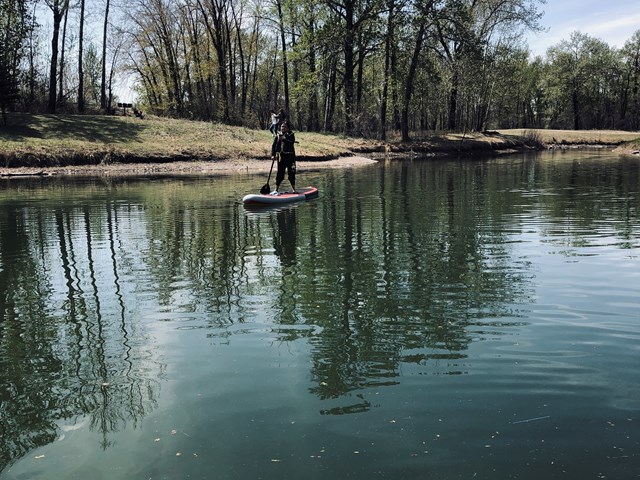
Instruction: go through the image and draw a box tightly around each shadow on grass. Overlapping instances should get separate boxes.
[1,113,144,144]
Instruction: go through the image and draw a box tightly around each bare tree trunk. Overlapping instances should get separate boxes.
[342,1,355,135]
[275,0,290,119]
[27,3,38,106]
[401,20,427,141]
[197,0,231,121]
[181,33,193,115]
[231,2,247,116]
[100,0,110,110]
[380,0,395,140]
[307,15,319,131]
[186,7,211,119]
[286,0,301,128]
[248,19,260,113]
[107,43,121,113]
[47,0,68,113]
[572,79,581,130]
[57,3,69,106]
[225,11,236,117]
[323,53,337,131]
[78,0,85,112]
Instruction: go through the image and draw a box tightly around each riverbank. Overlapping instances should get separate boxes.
[1,113,638,177]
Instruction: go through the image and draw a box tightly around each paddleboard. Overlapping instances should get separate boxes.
[242,186,319,206]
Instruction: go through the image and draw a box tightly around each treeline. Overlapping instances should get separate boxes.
[2,0,640,138]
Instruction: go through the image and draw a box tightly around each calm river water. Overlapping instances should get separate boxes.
[1,151,639,479]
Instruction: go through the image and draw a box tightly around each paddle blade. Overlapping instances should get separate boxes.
[260,184,270,194]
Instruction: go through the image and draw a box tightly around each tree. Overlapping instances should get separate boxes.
[100,0,111,110]
[0,57,20,124]
[491,48,546,129]
[45,0,69,113]
[56,0,69,107]
[83,43,103,105]
[78,0,86,112]
[274,0,291,120]
[324,0,381,135]
[400,1,434,141]
[546,32,622,130]
[197,0,232,121]
[379,0,400,139]
[1,0,33,123]
[621,30,640,130]
[435,0,543,131]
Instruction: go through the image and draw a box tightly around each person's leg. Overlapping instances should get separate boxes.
[287,158,296,193]
[272,159,286,194]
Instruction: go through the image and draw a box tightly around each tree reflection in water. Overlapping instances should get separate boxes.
[1,153,638,471]
[0,198,162,472]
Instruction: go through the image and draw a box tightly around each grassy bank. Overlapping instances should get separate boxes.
[498,128,640,148]
[0,113,376,167]
[1,113,638,171]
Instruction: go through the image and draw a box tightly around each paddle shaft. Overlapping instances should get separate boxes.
[267,154,277,183]
[261,154,278,194]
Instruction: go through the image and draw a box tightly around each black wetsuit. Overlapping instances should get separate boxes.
[271,131,296,190]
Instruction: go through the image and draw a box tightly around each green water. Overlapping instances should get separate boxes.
[1,151,639,479]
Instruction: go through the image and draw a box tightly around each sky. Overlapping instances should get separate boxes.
[525,0,640,56]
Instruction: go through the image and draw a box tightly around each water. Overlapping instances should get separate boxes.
[1,151,639,479]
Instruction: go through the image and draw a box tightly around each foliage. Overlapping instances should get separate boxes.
[3,0,640,136]
[0,0,33,124]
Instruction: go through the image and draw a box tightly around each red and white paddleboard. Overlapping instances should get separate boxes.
[242,186,319,206]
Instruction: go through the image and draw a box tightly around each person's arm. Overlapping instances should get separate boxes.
[281,132,294,144]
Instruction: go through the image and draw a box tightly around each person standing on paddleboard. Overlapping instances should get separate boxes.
[270,122,296,195]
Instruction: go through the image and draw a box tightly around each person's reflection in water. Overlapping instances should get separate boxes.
[273,208,297,270]
[271,208,299,328]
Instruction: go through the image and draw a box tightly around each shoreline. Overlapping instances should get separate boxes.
[2,114,638,178]
[0,155,379,178]
[2,145,637,179]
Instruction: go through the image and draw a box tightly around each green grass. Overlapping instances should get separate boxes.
[0,113,379,167]
[2,113,638,169]
[498,128,640,145]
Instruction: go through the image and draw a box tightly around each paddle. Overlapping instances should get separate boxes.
[260,154,277,194]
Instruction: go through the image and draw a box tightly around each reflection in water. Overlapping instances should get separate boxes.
[273,208,298,270]
[304,161,536,405]
[0,197,162,472]
[0,152,639,477]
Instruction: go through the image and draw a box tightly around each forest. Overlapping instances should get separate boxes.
[2,0,640,139]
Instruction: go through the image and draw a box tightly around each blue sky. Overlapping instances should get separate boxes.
[525,0,640,56]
